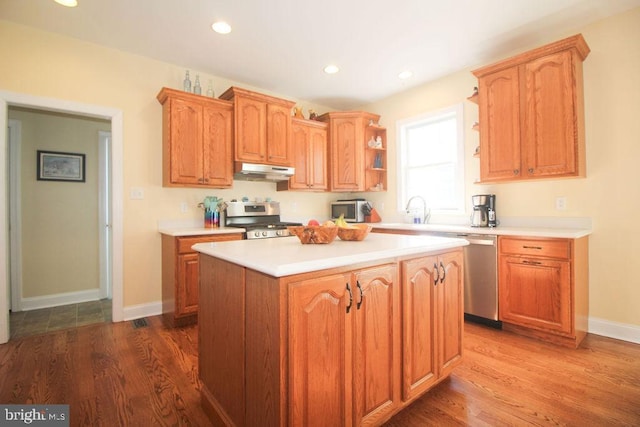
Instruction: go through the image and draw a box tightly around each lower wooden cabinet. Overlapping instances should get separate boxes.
[199,250,464,426]
[498,236,589,347]
[161,233,242,327]
[289,264,401,426]
[401,250,464,402]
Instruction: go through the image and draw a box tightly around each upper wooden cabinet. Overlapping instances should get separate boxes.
[157,87,234,188]
[277,118,328,191]
[472,34,590,182]
[219,86,295,166]
[318,111,387,192]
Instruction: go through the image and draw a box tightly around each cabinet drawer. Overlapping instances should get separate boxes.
[499,237,570,260]
[177,233,242,254]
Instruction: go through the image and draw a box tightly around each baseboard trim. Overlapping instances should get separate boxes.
[20,289,102,311]
[589,317,640,345]
[122,301,163,322]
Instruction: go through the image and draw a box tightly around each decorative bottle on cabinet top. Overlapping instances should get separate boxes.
[194,75,202,95]
[183,70,192,92]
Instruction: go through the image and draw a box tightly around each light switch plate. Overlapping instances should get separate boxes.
[130,187,144,200]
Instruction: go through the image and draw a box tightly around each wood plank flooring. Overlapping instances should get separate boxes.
[0,317,638,426]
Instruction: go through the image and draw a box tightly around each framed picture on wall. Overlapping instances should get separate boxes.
[37,150,86,182]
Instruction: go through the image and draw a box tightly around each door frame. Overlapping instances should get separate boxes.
[0,90,124,344]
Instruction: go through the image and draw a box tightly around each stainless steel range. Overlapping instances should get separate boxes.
[224,201,302,239]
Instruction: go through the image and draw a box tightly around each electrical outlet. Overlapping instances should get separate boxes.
[130,187,144,200]
[180,202,188,213]
[555,196,567,211]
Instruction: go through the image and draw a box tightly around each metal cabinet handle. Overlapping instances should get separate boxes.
[346,283,353,313]
[433,263,439,286]
[522,245,542,250]
[522,260,542,265]
[356,281,364,310]
[514,169,520,175]
[528,167,534,174]
[439,261,446,284]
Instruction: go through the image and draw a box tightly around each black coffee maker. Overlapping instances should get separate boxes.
[470,194,496,227]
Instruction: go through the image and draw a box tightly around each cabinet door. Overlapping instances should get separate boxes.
[235,96,267,162]
[202,104,234,187]
[523,50,578,177]
[353,264,400,425]
[289,273,353,427]
[308,125,328,190]
[478,66,522,181]
[289,122,311,189]
[401,256,437,401]
[169,98,203,185]
[266,103,292,165]
[177,253,200,317]
[499,256,572,335]
[436,250,464,378]
[330,117,364,191]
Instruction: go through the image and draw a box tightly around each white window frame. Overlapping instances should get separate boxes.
[396,103,465,216]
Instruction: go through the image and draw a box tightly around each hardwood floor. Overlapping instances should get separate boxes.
[0,317,638,426]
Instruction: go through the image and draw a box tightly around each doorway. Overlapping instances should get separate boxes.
[0,90,124,344]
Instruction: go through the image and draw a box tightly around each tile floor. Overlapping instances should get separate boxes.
[9,299,112,339]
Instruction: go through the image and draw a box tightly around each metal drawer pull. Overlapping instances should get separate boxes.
[522,260,542,265]
[522,245,543,250]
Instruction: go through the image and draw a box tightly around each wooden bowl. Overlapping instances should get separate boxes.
[337,224,373,241]
[288,225,338,244]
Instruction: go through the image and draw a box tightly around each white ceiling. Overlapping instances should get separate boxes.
[1,0,639,109]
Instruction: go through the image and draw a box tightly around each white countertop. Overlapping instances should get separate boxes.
[158,226,245,237]
[192,233,468,277]
[372,223,591,239]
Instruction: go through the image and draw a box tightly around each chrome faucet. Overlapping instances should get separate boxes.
[405,196,430,224]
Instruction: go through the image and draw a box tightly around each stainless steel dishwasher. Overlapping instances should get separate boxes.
[433,232,500,328]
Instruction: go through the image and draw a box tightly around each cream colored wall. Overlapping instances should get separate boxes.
[361,8,640,327]
[1,8,638,327]
[8,108,109,298]
[0,20,338,308]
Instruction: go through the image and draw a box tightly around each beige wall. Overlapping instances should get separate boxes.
[0,19,338,309]
[1,7,639,327]
[361,8,640,327]
[8,108,109,298]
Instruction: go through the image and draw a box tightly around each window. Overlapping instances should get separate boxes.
[397,104,464,215]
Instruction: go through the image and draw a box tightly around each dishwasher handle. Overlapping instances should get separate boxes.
[461,235,497,246]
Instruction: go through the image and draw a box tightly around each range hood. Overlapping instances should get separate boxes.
[233,162,295,182]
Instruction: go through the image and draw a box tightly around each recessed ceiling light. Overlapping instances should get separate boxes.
[324,65,339,74]
[54,0,78,7]
[211,21,232,34]
[398,71,413,80]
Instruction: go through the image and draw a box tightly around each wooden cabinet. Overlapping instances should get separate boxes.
[219,86,295,166]
[472,34,590,182]
[289,264,400,426]
[157,87,234,188]
[498,236,589,347]
[277,118,328,191]
[401,249,464,402]
[161,232,242,327]
[318,111,387,192]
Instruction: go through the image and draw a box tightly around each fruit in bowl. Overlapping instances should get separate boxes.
[337,223,373,241]
[288,224,338,244]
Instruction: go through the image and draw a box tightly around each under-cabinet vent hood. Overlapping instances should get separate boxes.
[233,162,295,182]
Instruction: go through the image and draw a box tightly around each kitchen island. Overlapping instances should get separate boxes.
[193,233,468,426]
